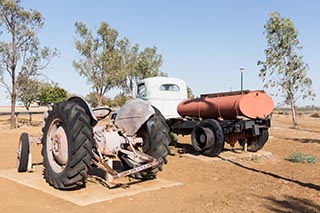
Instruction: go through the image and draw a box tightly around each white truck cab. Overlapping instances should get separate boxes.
[136,77,187,119]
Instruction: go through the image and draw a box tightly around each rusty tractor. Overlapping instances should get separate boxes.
[17,97,170,190]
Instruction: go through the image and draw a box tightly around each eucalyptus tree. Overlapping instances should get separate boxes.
[118,38,139,97]
[137,46,166,79]
[0,0,58,128]
[258,12,315,128]
[74,21,166,102]
[16,73,40,110]
[73,21,126,106]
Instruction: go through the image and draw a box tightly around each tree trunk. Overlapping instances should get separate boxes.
[290,97,298,129]
[10,83,17,129]
[97,94,103,106]
[10,61,17,128]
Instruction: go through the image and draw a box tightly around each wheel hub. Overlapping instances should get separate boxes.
[191,126,214,151]
[46,119,69,173]
[51,126,68,165]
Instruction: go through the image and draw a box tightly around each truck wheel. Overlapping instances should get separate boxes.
[41,102,94,190]
[244,129,269,152]
[119,109,170,180]
[17,133,30,172]
[192,119,224,157]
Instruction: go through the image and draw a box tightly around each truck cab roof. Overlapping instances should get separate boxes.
[136,77,187,119]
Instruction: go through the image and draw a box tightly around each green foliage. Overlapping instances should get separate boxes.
[118,38,139,97]
[17,74,40,110]
[85,92,128,108]
[73,21,125,106]
[287,152,317,164]
[85,92,111,108]
[112,92,129,107]
[37,82,68,106]
[73,21,165,102]
[170,132,179,145]
[258,12,315,128]
[136,46,165,79]
[187,86,194,98]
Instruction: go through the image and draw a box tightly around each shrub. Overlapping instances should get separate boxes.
[310,112,320,118]
[287,152,317,164]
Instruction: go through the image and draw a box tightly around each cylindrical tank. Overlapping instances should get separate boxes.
[177,90,274,119]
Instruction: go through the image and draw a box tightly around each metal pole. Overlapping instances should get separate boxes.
[240,67,245,91]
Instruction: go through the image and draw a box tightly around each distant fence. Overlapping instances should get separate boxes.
[0,111,45,125]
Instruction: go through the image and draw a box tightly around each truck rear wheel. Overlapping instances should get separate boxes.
[119,109,170,180]
[192,119,224,157]
[41,102,94,190]
[240,129,269,152]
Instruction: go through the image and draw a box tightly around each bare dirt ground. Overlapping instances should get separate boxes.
[0,111,319,212]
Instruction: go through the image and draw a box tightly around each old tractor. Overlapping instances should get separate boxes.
[17,97,171,190]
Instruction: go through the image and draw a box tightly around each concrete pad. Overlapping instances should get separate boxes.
[0,165,182,206]
[181,150,274,162]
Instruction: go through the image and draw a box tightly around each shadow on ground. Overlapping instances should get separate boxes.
[285,138,320,144]
[219,157,320,192]
[174,142,201,156]
[262,195,320,213]
[87,160,146,190]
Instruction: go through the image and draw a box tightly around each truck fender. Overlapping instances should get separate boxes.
[67,96,98,126]
[115,99,155,136]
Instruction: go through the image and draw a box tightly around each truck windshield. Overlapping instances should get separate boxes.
[159,84,180,91]
[137,83,146,96]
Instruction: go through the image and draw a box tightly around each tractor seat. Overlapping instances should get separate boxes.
[92,107,112,120]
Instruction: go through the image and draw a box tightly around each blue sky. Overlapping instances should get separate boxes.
[1,0,319,107]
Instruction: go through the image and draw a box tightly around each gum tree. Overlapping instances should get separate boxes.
[73,21,126,106]
[0,0,58,128]
[258,12,315,128]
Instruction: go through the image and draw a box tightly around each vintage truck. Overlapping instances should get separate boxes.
[136,77,274,157]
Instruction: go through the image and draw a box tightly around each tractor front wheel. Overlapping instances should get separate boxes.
[17,133,30,172]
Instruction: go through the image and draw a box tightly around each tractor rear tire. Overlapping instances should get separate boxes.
[119,109,170,180]
[41,101,94,190]
[17,133,30,172]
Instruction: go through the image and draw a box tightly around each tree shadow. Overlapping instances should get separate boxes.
[294,128,320,134]
[285,138,320,144]
[0,118,42,127]
[262,195,320,213]
[17,118,43,127]
[218,156,320,192]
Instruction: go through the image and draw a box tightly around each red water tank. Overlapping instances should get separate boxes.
[177,90,274,119]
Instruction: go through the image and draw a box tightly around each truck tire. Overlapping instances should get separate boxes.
[17,133,30,172]
[243,129,269,152]
[41,102,94,190]
[119,109,170,180]
[192,119,225,157]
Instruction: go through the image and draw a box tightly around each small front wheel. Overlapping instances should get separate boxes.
[17,133,30,172]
